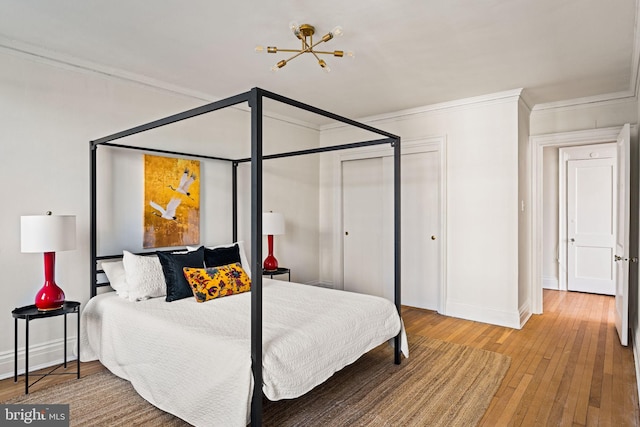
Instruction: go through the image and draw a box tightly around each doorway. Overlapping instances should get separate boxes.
[530,125,631,347]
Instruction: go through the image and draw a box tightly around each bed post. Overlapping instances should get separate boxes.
[393,136,402,365]
[232,161,238,242]
[90,142,98,298]
[249,87,264,426]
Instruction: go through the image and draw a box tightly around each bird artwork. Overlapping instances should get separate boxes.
[144,154,200,248]
[150,198,181,221]
[169,169,197,198]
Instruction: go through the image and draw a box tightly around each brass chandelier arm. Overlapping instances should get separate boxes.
[269,48,342,56]
[281,49,308,64]
[300,35,330,70]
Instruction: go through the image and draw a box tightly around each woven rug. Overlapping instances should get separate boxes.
[4,335,510,426]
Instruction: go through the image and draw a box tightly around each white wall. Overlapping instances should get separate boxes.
[319,92,525,328]
[0,50,320,378]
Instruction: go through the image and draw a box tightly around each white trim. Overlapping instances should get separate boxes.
[333,136,447,313]
[446,299,521,329]
[321,89,524,131]
[519,301,532,328]
[631,0,640,98]
[0,337,78,380]
[532,92,636,112]
[304,280,335,289]
[530,126,624,314]
[542,275,559,290]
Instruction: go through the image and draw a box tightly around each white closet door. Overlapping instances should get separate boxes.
[342,157,384,297]
[342,151,441,310]
[394,151,440,310]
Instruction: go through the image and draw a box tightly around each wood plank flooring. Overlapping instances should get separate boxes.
[404,290,640,426]
[1,289,638,426]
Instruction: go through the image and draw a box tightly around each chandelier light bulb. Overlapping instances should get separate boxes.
[346,51,355,58]
[255,45,265,53]
[289,21,300,36]
[330,26,344,38]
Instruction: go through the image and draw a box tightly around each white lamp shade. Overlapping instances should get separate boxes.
[262,212,285,235]
[21,215,76,253]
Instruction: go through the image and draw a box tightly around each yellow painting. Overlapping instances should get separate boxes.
[144,154,200,248]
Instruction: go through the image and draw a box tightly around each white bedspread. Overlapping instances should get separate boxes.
[80,279,406,427]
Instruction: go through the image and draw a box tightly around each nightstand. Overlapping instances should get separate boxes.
[12,301,81,394]
[263,267,291,281]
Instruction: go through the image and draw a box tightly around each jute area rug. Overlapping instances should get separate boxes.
[5,335,510,426]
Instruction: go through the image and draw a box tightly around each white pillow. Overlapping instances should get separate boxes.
[187,241,252,278]
[101,260,129,299]
[122,250,167,301]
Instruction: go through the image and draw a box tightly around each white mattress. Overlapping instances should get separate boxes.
[80,279,406,427]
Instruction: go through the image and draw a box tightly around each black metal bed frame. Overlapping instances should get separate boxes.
[89,87,401,426]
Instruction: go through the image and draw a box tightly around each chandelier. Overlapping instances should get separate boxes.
[256,22,353,72]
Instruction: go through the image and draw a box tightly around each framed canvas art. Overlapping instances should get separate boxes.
[143,154,200,248]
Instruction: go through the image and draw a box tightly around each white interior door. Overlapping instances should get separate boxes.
[614,123,630,346]
[566,157,616,295]
[394,151,440,310]
[342,157,384,296]
[342,150,441,310]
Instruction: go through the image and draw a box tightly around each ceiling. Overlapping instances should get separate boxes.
[0,0,638,124]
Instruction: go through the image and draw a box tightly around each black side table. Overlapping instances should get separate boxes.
[263,267,291,281]
[12,301,81,394]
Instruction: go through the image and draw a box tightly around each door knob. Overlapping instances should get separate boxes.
[345,231,349,236]
[570,238,575,242]
[431,235,436,240]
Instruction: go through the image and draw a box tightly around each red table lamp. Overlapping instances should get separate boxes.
[21,212,76,311]
[262,212,285,272]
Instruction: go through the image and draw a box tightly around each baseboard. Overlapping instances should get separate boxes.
[304,280,335,289]
[0,337,77,380]
[519,300,532,327]
[446,299,521,329]
[543,276,559,290]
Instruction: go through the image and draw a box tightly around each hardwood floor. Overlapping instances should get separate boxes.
[0,359,106,402]
[405,290,640,426]
[1,289,638,426]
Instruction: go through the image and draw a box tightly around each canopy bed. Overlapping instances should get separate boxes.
[86,87,403,426]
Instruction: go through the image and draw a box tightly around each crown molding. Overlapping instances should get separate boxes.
[531,90,636,112]
[321,88,525,131]
[632,0,640,98]
[0,36,321,132]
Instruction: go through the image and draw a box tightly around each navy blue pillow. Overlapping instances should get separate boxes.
[157,246,205,302]
[204,244,241,268]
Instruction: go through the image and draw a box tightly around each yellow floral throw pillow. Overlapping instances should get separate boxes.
[183,263,251,303]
